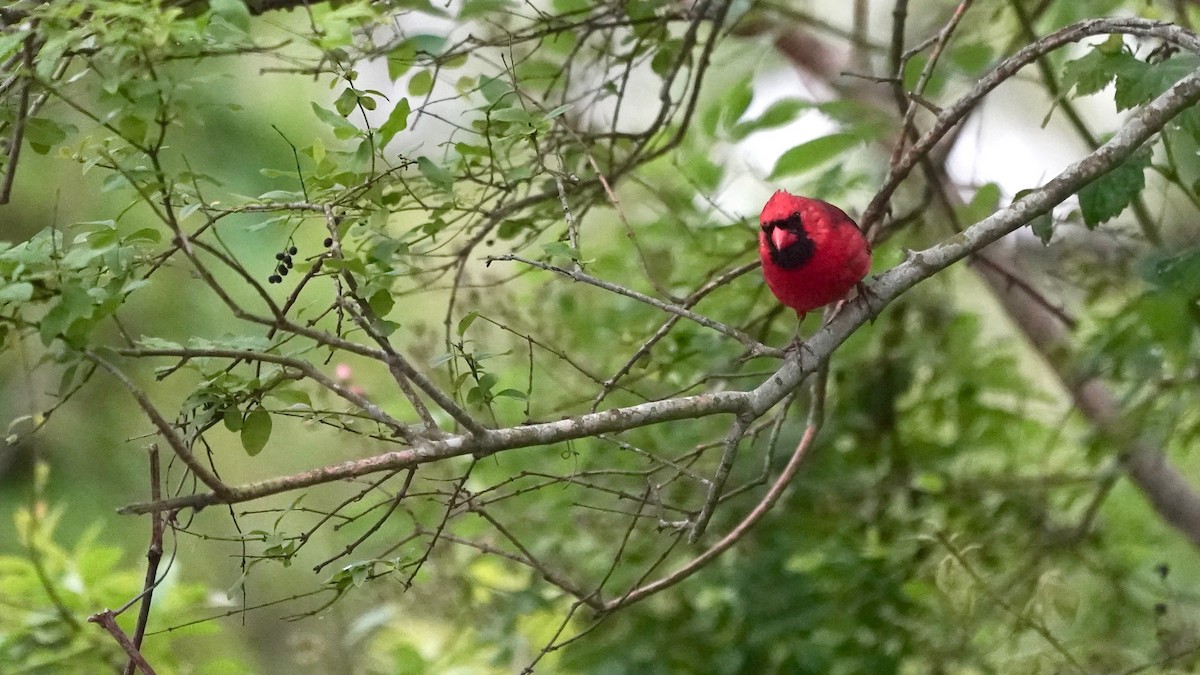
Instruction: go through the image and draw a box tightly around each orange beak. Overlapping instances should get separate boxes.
[771,227,797,251]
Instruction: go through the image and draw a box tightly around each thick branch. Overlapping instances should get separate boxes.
[113,34,1200,515]
[975,260,1200,547]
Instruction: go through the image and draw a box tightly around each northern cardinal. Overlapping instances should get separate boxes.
[758,190,871,317]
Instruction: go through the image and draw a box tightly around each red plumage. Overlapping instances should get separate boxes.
[758,190,871,315]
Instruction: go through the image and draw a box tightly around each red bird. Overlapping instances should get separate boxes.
[758,190,871,317]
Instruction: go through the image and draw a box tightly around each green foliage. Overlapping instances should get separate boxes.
[0,466,234,673]
[1078,146,1151,227]
[3,0,1200,674]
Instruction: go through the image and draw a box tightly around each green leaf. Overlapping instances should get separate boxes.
[460,0,511,19]
[721,77,754,128]
[542,241,580,261]
[492,107,536,125]
[138,336,183,350]
[223,408,243,432]
[1077,147,1150,227]
[241,407,272,457]
[479,76,513,105]
[729,99,807,141]
[0,28,29,63]
[0,282,33,304]
[650,38,682,77]
[124,228,162,244]
[678,152,722,193]
[334,87,359,117]
[408,70,434,96]
[417,156,454,192]
[379,98,411,147]
[368,289,394,317]
[497,218,533,240]
[457,311,480,336]
[1013,188,1054,243]
[769,133,862,179]
[24,118,71,155]
[1114,54,1200,112]
[268,388,313,408]
[1062,37,1124,97]
[1140,247,1200,296]
[958,183,1000,224]
[387,41,418,80]
[210,0,252,32]
[373,319,401,336]
[543,104,573,120]
[948,42,994,77]
[311,103,361,140]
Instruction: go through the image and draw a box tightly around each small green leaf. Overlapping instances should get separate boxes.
[417,156,454,192]
[373,319,401,336]
[948,42,994,76]
[124,228,162,244]
[543,104,573,120]
[1013,189,1054,243]
[1140,247,1200,296]
[959,183,1001,224]
[729,99,807,140]
[460,0,511,19]
[24,118,71,154]
[223,408,243,432]
[138,336,183,350]
[241,407,272,457]
[1078,147,1150,227]
[497,218,533,240]
[457,311,480,336]
[1030,214,1054,244]
[311,103,361,140]
[211,0,252,32]
[334,87,359,117]
[722,77,754,127]
[0,282,33,304]
[492,107,536,125]
[0,28,29,63]
[387,41,418,80]
[541,241,580,261]
[408,70,434,96]
[379,97,411,147]
[769,133,862,179]
[494,388,527,401]
[1062,36,1131,98]
[268,388,313,408]
[368,289,394,316]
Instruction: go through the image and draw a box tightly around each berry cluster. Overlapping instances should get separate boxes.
[267,245,298,284]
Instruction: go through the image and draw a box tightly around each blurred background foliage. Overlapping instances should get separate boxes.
[2,0,1200,673]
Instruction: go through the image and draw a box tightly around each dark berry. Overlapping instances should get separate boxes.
[1156,563,1170,579]
[268,274,281,284]
[283,254,293,265]
[323,237,333,247]
[288,246,298,255]
[1155,602,1168,615]
[275,252,285,260]
[278,266,289,276]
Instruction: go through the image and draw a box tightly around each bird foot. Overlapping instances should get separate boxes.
[821,281,880,326]
[785,335,818,362]
[856,280,882,322]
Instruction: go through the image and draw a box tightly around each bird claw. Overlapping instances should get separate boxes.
[785,335,817,362]
[856,280,882,321]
